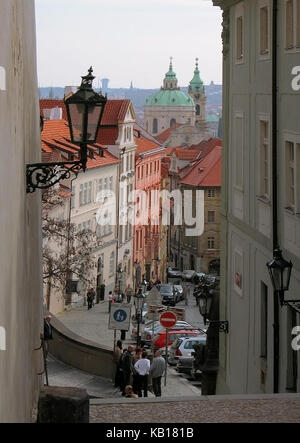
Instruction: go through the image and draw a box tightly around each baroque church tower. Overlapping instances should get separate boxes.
[188,58,207,124]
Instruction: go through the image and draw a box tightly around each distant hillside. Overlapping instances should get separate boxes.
[39,83,222,122]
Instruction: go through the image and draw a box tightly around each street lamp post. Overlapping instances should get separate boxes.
[117,265,123,299]
[26,67,107,193]
[134,289,145,348]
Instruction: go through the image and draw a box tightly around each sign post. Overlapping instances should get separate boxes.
[159,311,177,387]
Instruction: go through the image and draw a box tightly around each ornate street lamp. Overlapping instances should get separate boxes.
[266,248,295,306]
[198,279,229,333]
[26,67,107,193]
[134,289,145,347]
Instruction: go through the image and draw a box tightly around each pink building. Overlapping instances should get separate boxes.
[133,128,164,284]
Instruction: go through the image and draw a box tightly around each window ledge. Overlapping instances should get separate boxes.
[284,207,295,216]
[257,195,271,206]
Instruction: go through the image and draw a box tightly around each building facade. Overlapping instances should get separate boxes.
[133,128,163,286]
[0,0,43,422]
[213,0,300,394]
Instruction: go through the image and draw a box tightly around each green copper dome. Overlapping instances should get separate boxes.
[145,58,195,108]
[145,89,195,107]
[189,58,204,92]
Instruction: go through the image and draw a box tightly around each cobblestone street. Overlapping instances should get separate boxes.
[89,395,300,423]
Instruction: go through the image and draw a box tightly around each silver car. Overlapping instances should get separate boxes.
[168,334,206,366]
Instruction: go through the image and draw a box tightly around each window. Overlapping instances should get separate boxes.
[150,163,152,175]
[130,153,133,170]
[285,0,300,49]
[208,189,215,198]
[146,164,149,176]
[259,4,269,55]
[109,251,115,275]
[109,176,113,190]
[286,0,294,49]
[285,140,298,211]
[236,15,244,60]
[153,118,158,134]
[259,119,270,198]
[79,182,92,206]
[208,237,215,249]
[104,177,108,190]
[141,165,144,178]
[170,118,176,128]
[137,167,140,180]
[233,113,244,189]
[196,104,200,116]
[208,211,215,223]
[260,282,268,358]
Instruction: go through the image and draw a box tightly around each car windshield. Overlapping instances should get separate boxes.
[160,285,173,292]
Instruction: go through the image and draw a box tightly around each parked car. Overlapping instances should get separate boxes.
[142,321,193,346]
[181,270,197,283]
[159,284,178,306]
[167,267,182,279]
[153,328,201,350]
[168,334,207,366]
[174,285,184,301]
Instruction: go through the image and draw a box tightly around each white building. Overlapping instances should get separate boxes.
[213,0,300,394]
[98,100,137,291]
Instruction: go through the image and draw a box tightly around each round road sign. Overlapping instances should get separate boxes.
[159,311,177,328]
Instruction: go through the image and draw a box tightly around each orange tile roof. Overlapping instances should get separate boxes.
[180,146,222,187]
[188,137,222,157]
[40,99,68,120]
[41,120,119,170]
[101,99,131,125]
[173,148,200,161]
[97,127,119,145]
[134,134,160,155]
[156,123,182,144]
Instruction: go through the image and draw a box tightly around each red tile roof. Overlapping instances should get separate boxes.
[97,127,119,145]
[173,148,201,161]
[40,99,68,120]
[134,134,161,155]
[101,99,131,125]
[41,120,119,170]
[155,123,182,144]
[180,146,222,187]
[188,137,222,157]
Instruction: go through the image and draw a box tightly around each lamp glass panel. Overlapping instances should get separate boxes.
[68,103,84,142]
[283,266,292,291]
[272,267,282,291]
[87,104,102,142]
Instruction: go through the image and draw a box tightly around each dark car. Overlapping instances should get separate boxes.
[167,267,182,279]
[159,284,177,306]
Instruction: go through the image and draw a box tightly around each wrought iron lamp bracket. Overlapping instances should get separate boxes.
[26,159,85,193]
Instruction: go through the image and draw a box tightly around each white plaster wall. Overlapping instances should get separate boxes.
[0,0,42,422]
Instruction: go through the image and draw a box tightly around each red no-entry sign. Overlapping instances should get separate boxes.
[159,311,177,329]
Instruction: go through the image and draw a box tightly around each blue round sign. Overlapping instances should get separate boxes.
[113,309,127,322]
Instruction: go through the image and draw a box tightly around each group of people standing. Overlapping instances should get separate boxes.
[113,341,165,398]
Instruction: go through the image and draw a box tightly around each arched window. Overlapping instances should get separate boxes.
[196,104,201,116]
[170,118,176,128]
[153,118,158,134]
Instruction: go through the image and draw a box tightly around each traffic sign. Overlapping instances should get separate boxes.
[109,303,131,331]
[159,311,177,328]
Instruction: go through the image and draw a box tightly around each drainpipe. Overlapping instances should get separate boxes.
[272,0,279,394]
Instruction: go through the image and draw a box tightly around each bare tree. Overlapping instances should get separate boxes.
[42,188,101,309]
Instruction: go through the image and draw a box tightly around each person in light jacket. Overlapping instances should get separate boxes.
[149,350,166,397]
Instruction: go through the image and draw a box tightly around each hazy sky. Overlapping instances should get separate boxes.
[35,0,222,89]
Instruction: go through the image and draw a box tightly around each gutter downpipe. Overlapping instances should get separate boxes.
[272,0,279,394]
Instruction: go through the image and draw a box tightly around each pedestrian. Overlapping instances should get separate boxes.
[108,291,113,313]
[125,285,133,304]
[124,385,138,398]
[120,345,134,396]
[112,340,123,388]
[149,350,166,397]
[134,350,150,397]
[87,288,95,310]
[132,347,142,394]
[183,284,188,306]
[41,315,53,358]
[120,329,126,340]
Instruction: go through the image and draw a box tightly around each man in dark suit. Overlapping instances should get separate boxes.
[43,315,53,341]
